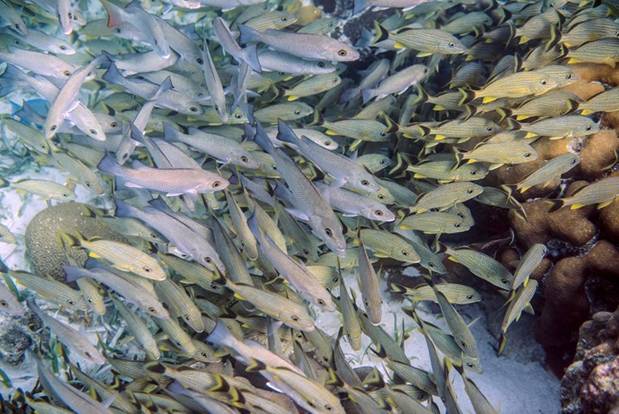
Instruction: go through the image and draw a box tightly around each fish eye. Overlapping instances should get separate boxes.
[317,62,325,68]
[143,267,152,272]
[375,210,383,216]
[361,179,370,186]
[294,109,301,115]
[59,45,67,50]
[63,193,69,197]
[324,228,333,237]
[501,279,509,284]
[523,152,532,158]
[89,129,97,135]
[110,121,118,128]
[189,106,198,112]
[212,181,221,188]
[318,298,326,305]
[586,125,592,131]
[0,300,7,307]
[67,299,75,305]
[467,188,474,194]
[448,42,455,47]
[234,112,242,119]
[470,170,477,175]
[87,298,93,303]
[148,306,156,313]
[454,222,461,228]
[325,404,333,411]
[429,263,435,268]
[281,16,288,21]
[50,125,57,131]
[466,294,473,299]
[540,79,547,85]
[378,194,385,200]
[115,28,121,33]
[486,126,493,132]
[86,183,91,187]
[204,257,212,263]
[291,315,299,321]
[380,131,387,137]
[240,155,249,163]
[68,12,73,18]
[337,49,347,57]
[324,140,332,146]
[401,249,409,256]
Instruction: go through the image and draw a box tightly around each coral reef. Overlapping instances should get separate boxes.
[561,307,619,414]
[25,202,124,281]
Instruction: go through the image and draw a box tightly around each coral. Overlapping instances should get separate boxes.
[572,63,619,86]
[600,198,619,244]
[25,202,125,281]
[508,181,596,248]
[0,312,36,365]
[579,130,619,179]
[537,241,619,349]
[559,80,605,101]
[561,307,619,414]
[532,136,574,160]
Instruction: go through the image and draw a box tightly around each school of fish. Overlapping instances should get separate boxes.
[0,0,617,412]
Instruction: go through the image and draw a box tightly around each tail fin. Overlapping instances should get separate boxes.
[361,89,375,104]
[545,23,561,52]
[242,44,262,73]
[97,153,122,175]
[458,88,474,105]
[162,121,179,142]
[63,265,87,284]
[101,63,125,86]
[276,120,300,145]
[371,22,389,45]
[547,199,564,213]
[238,25,261,44]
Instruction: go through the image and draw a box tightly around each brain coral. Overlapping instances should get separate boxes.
[25,202,125,280]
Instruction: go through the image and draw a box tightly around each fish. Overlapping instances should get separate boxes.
[407,156,488,182]
[373,24,467,55]
[28,298,107,365]
[98,154,228,195]
[357,239,382,325]
[359,229,420,263]
[61,233,167,281]
[240,25,360,62]
[322,119,393,143]
[155,278,205,333]
[518,115,599,139]
[579,87,619,115]
[362,64,428,103]
[555,176,619,209]
[567,38,619,67]
[214,17,262,73]
[63,265,170,319]
[463,141,538,166]
[12,179,75,201]
[434,288,479,358]
[393,283,481,305]
[111,295,161,360]
[226,281,315,331]
[560,17,619,48]
[285,73,342,101]
[0,280,23,316]
[258,50,336,75]
[317,183,395,222]
[517,153,580,193]
[445,247,513,290]
[510,90,581,120]
[10,270,87,312]
[512,244,547,290]
[0,48,76,79]
[35,358,114,414]
[411,182,483,213]
[338,277,362,351]
[278,121,380,192]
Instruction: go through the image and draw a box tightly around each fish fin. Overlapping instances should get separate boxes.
[433,104,445,111]
[567,58,580,64]
[524,132,537,139]
[245,358,266,373]
[597,198,615,209]
[416,52,432,57]
[580,109,593,116]
[518,35,529,44]
[482,96,497,104]
[354,0,368,14]
[242,43,262,73]
[371,22,389,44]
[393,41,405,49]
[238,25,261,44]
[515,114,530,121]
[325,129,338,136]
[545,24,560,52]
[434,134,446,141]
[286,95,299,101]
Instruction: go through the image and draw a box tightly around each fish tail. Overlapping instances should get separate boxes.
[63,265,86,283]
[361,88,375,104]
[245,358,266,373]
[462,104,476,120]
[100,0,124,28]
[545,23,561,52]
[276,120,300,145]
[206,320,235,348]
[162,121,180,142]
[238,24,261,44]
[242,44,262,73]
[97,153,123,175]
[389,283,406,294]
[416,83,429,103]
[457,88,474,105]
[371,22,389,45]
[144,361,166,375]
[495,107,510,122]
[354,0,368,14]
[101,62,125,85]
[547,199,565,212]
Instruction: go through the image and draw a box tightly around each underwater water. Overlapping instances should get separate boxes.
[0,0,618,413]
